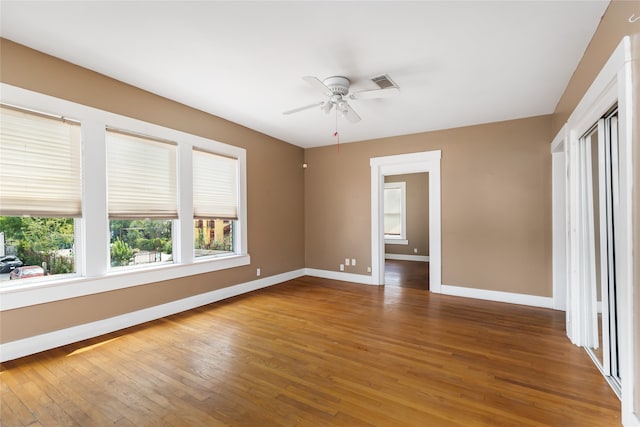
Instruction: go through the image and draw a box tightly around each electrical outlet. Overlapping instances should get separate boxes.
[352,258,356,266]
[345,258,350,266]
[367,266,371,273]
[414,248,418,253]
[340,264,345,271]
[256,268,261,276]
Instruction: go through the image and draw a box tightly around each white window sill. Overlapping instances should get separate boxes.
[384,238,408,245]
[0,254,250,311]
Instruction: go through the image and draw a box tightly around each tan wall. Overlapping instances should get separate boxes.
[0,39,305,343]
[305,116,553,296]
[384,173,429,256]
[552,0,640,136]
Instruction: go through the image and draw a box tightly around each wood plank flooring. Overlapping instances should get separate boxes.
[384,259,429,289]
[1,276,620,426]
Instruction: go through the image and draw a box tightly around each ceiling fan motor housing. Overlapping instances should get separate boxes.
[323,76,350,96]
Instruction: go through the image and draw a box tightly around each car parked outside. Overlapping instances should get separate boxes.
[0,255,23,273]
[9,265,45,280]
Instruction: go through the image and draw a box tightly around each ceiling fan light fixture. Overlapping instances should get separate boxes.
[284,74,392,124]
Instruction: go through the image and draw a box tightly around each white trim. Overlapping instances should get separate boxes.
[0,83,250,310]
[0,269,306,362]
[385,254,429,262]
[551,124,567,154]
[304,268,374,285]
[551,125,568,312]
[567,39,629,130]
[1,254,250,311]
[440,284,554,309]
[616,53,639,427]
[370,151,442,292]
[384,238,409,245]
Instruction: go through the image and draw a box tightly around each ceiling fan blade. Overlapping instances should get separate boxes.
[302,76,333,97]
[341,103,361,123]
[349,87,399,100]
[283,101,324,115]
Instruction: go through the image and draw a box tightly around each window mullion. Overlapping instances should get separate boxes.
[178,143,194,264]
[82,119,109,277]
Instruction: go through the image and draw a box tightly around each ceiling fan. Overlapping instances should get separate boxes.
[283,75,399,123]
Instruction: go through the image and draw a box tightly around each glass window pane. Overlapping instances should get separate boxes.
[194,219,234,258]
[384,187,401,214]
[109,219,173,268]
[0,216,75,283]
[384,213,402,235]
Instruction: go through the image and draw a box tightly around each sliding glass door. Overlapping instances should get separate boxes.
[580,107,621,390]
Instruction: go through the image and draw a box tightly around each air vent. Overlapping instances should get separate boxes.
[371,74,397,89]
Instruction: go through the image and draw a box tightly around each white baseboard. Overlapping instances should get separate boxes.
[439,284,553,309]
[304,268,375,285]
[0,269,305,362]
[385,254,429,262]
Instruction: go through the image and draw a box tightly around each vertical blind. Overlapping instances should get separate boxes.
[106,129,178,219]
[0,105,82,217]
[192,149,238,220]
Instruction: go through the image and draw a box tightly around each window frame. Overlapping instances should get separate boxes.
[192,148,239,260]
[0,83,249,311]
[383,181,408,245]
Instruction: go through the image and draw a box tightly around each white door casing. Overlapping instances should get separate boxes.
[370,150,442,292]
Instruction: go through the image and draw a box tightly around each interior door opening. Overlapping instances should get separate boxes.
[370,150,441,292]
[383,173,429,290]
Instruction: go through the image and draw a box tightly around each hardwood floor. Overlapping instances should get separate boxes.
[384,259,429,289]
[1,276,620,426]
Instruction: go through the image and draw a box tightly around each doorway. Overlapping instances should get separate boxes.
[370,150,441,292]
[383,172,430,290]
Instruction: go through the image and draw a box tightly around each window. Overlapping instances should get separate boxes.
[106,129,177,269]
[1,83,249,310]
[384,181,407,244]
[0,104,81,281]
[192,149,238,258]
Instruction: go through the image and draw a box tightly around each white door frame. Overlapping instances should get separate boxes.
[370,150,442,292]
[551,125,567,313]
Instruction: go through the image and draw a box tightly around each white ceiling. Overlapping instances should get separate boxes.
[0,1,609,148]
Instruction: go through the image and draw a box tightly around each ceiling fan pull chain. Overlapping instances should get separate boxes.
[334,107,340,153]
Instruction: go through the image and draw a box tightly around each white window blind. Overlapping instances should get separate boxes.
[107,129,177,219]
[193,149,238,220]
[384,181,406,240]
[0,104,82,217]
[384,186,402,235]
